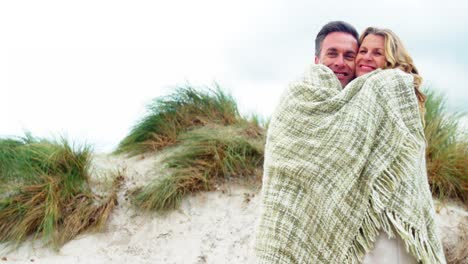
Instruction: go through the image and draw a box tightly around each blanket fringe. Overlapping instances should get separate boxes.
[344,139,444,264]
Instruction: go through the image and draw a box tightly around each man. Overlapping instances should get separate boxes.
[314,21,359,87]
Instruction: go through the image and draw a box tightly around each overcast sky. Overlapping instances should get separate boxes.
[1,0,467,152]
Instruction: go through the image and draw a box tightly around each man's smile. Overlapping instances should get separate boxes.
[334,71,349,79]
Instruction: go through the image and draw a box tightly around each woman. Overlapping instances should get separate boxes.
[356,27,428,264]
[355,27,426,127]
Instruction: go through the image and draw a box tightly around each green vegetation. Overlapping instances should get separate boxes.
[115,85,243,156]
[116,85,265,211]
[0,135,123,249]
[132,125,264,211]
[423,87,468,204]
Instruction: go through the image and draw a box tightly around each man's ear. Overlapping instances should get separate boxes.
[314,56,319,64]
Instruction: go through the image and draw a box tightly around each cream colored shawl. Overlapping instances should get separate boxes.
[254,64,445,263]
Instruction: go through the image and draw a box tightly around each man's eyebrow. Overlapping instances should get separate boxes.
[325,48,338,52]
[345,50,356,55]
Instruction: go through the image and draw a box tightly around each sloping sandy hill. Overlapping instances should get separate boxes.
[0,153,466,264]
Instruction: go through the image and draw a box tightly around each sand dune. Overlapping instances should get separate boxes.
[0,153,466,264]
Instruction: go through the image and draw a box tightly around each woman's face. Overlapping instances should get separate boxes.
[355,34,387,77]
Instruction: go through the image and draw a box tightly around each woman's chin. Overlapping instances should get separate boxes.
[356,70,374,77]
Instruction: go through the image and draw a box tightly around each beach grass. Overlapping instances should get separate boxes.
[423,88,468,205]
[115,84,242,156]
[131,124,265,211]
[0,135,123,249]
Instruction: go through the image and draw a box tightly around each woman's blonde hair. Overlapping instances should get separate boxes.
[359,27,426,115]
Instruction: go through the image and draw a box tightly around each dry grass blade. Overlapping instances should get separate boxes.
[57,173,124,245]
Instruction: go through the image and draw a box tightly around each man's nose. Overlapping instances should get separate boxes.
[334,55,345,66]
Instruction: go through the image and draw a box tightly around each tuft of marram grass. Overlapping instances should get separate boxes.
[423,87,468,204]
[0,135,124,249]
[131,124,265,211]
[115,85,243,156]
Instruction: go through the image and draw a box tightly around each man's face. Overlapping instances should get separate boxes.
[315,32,358,87]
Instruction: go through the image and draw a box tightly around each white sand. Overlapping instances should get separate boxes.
[0,153,466,264]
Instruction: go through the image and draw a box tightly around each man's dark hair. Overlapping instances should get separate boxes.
[315,21,359,56]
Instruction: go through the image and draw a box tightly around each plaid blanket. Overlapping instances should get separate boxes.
[254,64,446,264]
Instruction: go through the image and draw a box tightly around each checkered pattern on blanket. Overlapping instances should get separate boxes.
[254,64,446,264]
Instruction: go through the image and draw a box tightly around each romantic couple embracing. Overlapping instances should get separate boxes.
[254,21,446,264]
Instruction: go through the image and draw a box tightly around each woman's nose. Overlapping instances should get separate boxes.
[363,52,372,60]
